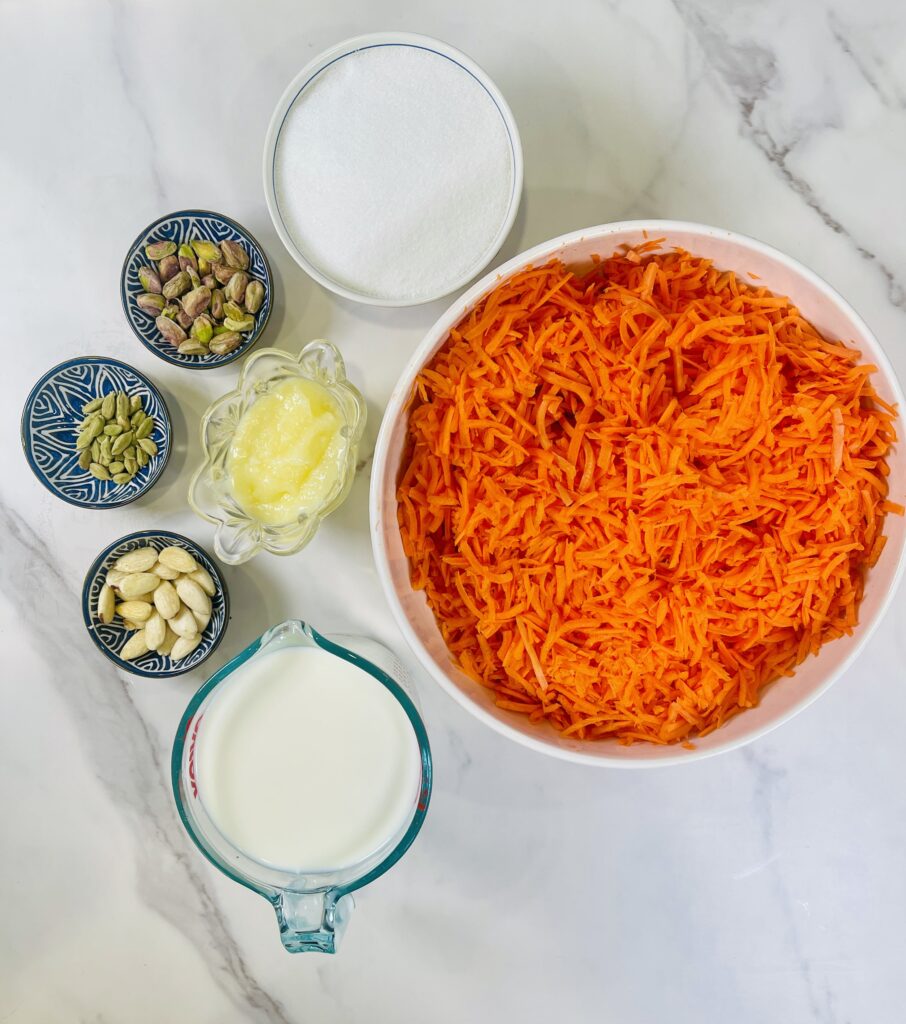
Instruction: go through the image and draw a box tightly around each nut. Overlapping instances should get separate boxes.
[97,584,115,624]
[244,280,265,314]
[209,331,242,356]
[190,314,214,345]
[120,630,150,661]
[224,314,255,333]
[178,244,198,274]
[162,270,191,300]
[177,340,207,356]
[138,266,162,294]
[156,315,187,345]
[181,285,211,319]
[211,288,225,320]
[136,292,166,316]
[158,546,198,573]
[170,604,200,640]
[212,262,237,285]
[117,572,160,598]
[190,240,222,263]
[171,633,202,660]
[220,239,249,270]
[153,579,180,619]
[145,611,166,651]
[224,270,249,304]
[158,254,180,283]
[189,566,217,596]
[176,577,212,616]
[145,241,176,261]
[115,600,153,622]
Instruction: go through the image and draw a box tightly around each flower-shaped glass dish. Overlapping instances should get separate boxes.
[189,342,366,564]
[120,209,273,369]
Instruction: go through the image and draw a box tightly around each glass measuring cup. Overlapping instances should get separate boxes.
[171,619,432,953]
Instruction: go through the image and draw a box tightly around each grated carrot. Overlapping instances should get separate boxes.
[397,248,901,744]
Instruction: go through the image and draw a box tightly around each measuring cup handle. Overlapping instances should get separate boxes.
[273,890,354,954]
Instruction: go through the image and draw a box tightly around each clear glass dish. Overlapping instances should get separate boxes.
[188,341,366,565]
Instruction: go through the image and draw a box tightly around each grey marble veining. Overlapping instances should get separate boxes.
[3,1,906,1021]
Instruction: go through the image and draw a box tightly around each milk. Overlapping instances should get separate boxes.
[195,645,422,872]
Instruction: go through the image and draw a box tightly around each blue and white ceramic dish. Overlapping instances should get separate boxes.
[82,531,230,678]
[21,357,172,509]
[120,209,273,369]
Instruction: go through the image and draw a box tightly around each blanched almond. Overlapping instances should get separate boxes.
[192,609,211,634]
[120,630,149,661]
[105,568,128,588]
[176,577,211,616]
[145,611,166,651]
[188,566,217,597]
[170,604,199,639]
[123,618,144,631]
[152,560,180,580]
[97,584,115,624]
[158,626,178,657]
[117,572,160,599]
[116,600,152,623]
[158,546,198,574]
[153,580,180,620]
[171,633,202,661]
[114,547,158,573]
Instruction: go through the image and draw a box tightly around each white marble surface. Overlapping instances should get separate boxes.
[3,0,906,1020]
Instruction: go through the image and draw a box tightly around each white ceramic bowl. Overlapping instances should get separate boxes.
[262,32,523,307]
[371,220,906,767]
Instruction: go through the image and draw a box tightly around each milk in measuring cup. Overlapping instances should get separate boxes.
[195,645,422,871]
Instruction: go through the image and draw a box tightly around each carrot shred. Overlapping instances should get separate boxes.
[397,248,902,745]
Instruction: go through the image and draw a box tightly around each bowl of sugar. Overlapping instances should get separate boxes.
[263,33,523,307]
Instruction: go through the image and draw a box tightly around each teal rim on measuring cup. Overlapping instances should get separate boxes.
[171,619,432,953]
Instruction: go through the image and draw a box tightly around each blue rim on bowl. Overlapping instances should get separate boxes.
[120,209,273,369]
[21,356,172,510]
[82,530,230,678]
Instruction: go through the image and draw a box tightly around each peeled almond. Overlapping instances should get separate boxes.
[188,566,217,597]
[116,600,152,623]
[152,560,180,580]
[158,545,198,574]
[120,630,149,661]
[153,580,180,620]
[117,572,160,598]
[171,633,202,661]
[192,609,211,634]
[170,604,199,639]
[176,577,211,616]
[105,568,128,588]
[158,626,178,657]
[114,547,158,573]
[145,611,166,651]
[97,584,115,624]
[123,618,144,631]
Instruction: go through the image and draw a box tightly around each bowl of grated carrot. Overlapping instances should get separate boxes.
[370,221,906,766]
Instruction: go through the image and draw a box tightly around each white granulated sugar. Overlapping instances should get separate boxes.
[274,45,514,302]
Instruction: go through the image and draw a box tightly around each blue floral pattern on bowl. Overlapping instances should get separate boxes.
[21,357,171,509]
[120,209,273,369]
[82,531,230,678]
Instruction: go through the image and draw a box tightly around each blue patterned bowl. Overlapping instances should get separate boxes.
[82,531,230,678]
[21,357,172,509]
[120,209,273,369]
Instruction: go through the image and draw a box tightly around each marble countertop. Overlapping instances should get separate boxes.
[4,1,906,1021]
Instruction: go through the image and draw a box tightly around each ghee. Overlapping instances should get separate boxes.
[228,377,345,525]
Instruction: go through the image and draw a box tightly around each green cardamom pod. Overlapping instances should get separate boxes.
[135,416,154,440]
[75,429,93,451]
[108,461,125,474]
[126,453,140,472]
[130,394,142,413]
[112,431,134,456]
[104,424,123,436]
[113,473,132,485]
[82,397,103,414]
[91,440,101,462]
[116,393,129,420]
[101,393,116,419]
[78,448,92,470]
[89,463,111,481]
[138,437,158,457]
